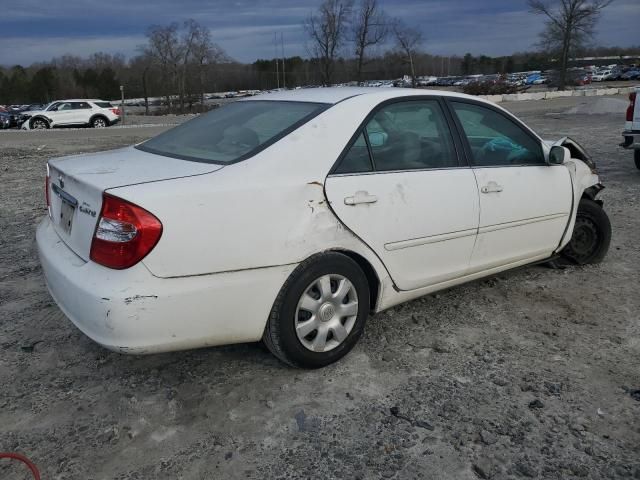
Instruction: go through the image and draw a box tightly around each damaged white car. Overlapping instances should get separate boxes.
[37,88,611,368]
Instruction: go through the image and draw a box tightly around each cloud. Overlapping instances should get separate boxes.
[0,0,637,66]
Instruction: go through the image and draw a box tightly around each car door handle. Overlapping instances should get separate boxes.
[481,182,503,194]
[344,191,378,205]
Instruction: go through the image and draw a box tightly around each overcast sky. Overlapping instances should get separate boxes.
[0,0,637,66]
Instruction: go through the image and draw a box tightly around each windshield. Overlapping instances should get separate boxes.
[136,100,328,164]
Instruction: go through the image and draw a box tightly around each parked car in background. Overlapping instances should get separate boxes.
[621,87,640,169]
[591,70,612,82]
[0,111,16,129]
[21,99,120,130]
[37,88,610,368]
[0,110,21,128]
[525,72,543,85]
[621,69,640,81]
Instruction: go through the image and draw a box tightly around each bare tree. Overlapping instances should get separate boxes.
[129,53,155,115]
[145,23,182,107]
[189,26,227,106]
[528,0,613,90]
[179,19,205,111]
[352,0,387,82]
[306,0,353,86]
[392,20,422,87]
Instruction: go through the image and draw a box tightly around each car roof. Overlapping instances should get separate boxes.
[51,99,106,103]
[248,87,480,105]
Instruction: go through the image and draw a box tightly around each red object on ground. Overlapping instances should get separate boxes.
[0,452,41,480]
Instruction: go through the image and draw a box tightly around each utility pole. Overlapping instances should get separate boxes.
[281,32,286,89]
[275,33,280,89]
[119,85,125,125]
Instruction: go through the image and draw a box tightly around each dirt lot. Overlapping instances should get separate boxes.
[1,96,639,479]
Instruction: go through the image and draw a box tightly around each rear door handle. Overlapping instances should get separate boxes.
[481,182,503,194]
[344,191,378,205]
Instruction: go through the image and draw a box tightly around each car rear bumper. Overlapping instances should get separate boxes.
[36,216,295,354]
[622,130,640,149]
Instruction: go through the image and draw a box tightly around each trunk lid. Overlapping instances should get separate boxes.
[47,146,223,261]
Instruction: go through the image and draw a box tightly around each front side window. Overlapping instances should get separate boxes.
[137,101,327,164]
[366,101,457,172]
[334,100,457,174]
[451,102,544,166]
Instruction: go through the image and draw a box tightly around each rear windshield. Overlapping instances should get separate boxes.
[94,102,113,108]
[136,100,328,164]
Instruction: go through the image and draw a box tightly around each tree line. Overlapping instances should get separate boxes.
[0,0,632,108]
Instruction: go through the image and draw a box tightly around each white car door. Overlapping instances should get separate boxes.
[448,100,573,272]
[70,101,92,124]
[325,99,479,291]
[50,102,75,125]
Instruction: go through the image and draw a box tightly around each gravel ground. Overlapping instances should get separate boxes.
[1,95,639,480]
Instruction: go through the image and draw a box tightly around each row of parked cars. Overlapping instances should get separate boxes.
[0,99,120,130]
[392,64,640,89]
[591,65,640,82]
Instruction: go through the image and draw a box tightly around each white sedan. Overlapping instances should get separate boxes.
[37,88,611,368]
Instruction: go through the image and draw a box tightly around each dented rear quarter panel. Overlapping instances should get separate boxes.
[109,96,393,284]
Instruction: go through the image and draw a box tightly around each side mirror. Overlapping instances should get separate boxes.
[549,145,570,165]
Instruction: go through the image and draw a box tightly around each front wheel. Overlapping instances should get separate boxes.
[634,149,640,170]
[30,118,49,130]
[561,198,611,265]
[263,252,370,368]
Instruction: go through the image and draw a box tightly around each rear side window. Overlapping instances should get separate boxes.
[72,102,91,109]
[335,100,457,174]
[451,102,544,166]
[335,133,372,174]
[94,102,113,108]
[137,101,327,164]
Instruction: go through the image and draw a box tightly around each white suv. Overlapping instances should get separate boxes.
[21,99,120,130]
[591,70,612,82]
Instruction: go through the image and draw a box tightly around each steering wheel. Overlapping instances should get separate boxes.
[481,137,527,164]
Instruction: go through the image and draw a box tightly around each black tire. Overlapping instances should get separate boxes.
[634,149,640,170]
[263,252,370,369]
[91,116,109,128]
[561,198,611,265]
[30,117,49,130]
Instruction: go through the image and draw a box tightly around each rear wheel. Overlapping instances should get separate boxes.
[263,252,370,368]
[91,116,108,128]
[561,198,611,265]
[634,149,640,170]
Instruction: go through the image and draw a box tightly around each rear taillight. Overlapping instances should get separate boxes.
[90,193,162,270]
[110,108,120,116]
[627,92,636,122]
